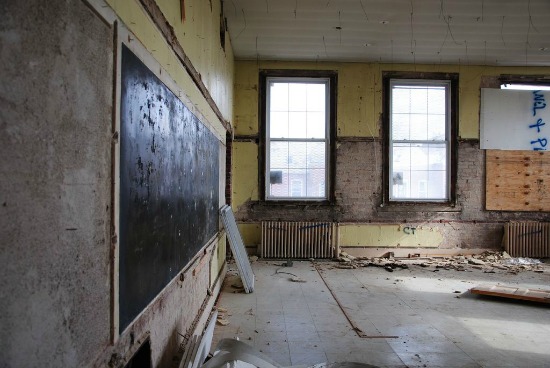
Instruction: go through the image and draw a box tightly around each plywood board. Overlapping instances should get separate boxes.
[486,150,550,211]
[470,285,550,304]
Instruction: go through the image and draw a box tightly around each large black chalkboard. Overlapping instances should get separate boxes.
[119,45,219,332]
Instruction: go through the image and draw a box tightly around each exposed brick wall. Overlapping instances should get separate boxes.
[335,140,382,220]
[457,140,485,219]
[234,139,549,249]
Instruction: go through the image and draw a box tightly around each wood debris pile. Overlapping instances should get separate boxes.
[336,251,548,274]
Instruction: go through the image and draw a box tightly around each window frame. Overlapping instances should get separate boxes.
[382,72,458,206]
[259,70,337,203]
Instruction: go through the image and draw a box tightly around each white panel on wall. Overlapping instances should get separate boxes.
[480,89,549,151]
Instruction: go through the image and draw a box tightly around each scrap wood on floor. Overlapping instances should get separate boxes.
[470,284,550,304]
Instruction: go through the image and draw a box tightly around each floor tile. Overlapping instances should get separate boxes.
[212,261,550,367]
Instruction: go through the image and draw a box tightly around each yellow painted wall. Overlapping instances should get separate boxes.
[237,223,262,248]
[106,0,233,135]
[232,60,550,210]
[233,60,550,139]
[339,224,442,248]
[232,141,259,206]
[234,222,442,248]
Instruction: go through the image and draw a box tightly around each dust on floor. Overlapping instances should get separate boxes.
[212,259,550,368]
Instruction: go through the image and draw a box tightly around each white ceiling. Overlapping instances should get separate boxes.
[223,0,550,66]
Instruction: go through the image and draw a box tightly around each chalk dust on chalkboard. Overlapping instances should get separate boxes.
[118,44,220,332]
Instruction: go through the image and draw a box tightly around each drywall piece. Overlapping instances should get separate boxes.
[470,285,550,304]
[180,310,217,368]
[480,89,550,150]
[192,310,217,368]
[485,150,550,211]
[220,205,255,293]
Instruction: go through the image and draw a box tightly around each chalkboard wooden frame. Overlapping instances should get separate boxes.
[118,44,220,332]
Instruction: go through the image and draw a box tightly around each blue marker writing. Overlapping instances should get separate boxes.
[529,118,545,133]
[533,90,547,116]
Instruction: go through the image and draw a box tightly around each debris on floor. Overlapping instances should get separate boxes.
[336,251,548,274]
[470,284,550,304]
[216,318,230,326]
[290,276,307,283]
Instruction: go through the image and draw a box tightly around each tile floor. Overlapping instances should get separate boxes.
[211,260,550,368]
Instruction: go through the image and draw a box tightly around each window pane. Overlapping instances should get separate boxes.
[289,83,307,111]
[427,115,446,140]
[428,171,447,198]
[270,83,288,111]
[392,170,411,198]
[270,111,289,138]
[307,169,326,197]
[269,168,288,197]
[410,145,429,171]
[410,114,428,140]
[428,87,446,114]
[409,87,428,114]
[290,179,303,197]
[392,114,410,140]
[270,141,288,169]
[307,142,326,169]
[411,170,429,198]
[306,112,325,138]
[307,84,325,112]
[392,88,410,113]
[288,142,307,169]
[289,112,307,138]
[288,169,305,197]
[392,143,411,173]
[428,144,447,170]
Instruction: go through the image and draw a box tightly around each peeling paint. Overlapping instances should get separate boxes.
[339,224,442,248]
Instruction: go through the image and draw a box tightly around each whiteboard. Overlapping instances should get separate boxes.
[480,88,549,151]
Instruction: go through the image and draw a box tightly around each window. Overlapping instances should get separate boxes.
[261,71,336,201]
[384,73,457,203]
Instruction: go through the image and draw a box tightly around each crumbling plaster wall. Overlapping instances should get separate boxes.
[0,0,113,366]
[232,60,550,250]
[1,0,232,367]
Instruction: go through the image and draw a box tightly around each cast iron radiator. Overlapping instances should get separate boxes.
[503,222,550,258]
[260,221,335,259]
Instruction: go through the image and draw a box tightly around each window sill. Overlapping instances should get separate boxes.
[259,199,333,206]
[377,202,461,213]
